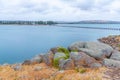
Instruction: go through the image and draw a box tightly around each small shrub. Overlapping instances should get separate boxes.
[75,67,79,72]
[53,57,66,68]
[57,47,70,58]
[79,68,86,73]
[53,47,70,68]
[118,44,120,47]
[75,67,87,74]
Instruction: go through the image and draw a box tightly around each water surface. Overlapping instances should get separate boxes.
[0,24,120,64]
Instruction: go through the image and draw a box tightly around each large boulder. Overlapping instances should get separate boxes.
[68,42,86,51]
[90,62,102,68]
[103,59,120,68]
[53,52,67,67]
[70,52,100,68]
[59,59,75,70]
[42,52,54,66]
[69,42,113,59]
[50,47,59,54]
[110,50,120,61]
[22,60,31,65]
[30,54,42,64]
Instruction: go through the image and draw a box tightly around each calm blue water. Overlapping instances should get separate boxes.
[0,24,120,64]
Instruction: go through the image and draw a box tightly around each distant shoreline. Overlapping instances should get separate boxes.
[0,20,120,25]
[0,24,55,26]
[0,21,57,25]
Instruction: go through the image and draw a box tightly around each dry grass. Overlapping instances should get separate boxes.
[0,63,57,80]
[0,63,107,80]
[115,36,120,41]
[50,67,106,80]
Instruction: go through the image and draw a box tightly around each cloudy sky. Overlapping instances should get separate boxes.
[0,0,120,21]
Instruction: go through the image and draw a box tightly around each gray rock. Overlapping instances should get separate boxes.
[70,52,97,68]
[12,64,22,71]
[50,47,59,54]
[90,63,102,68]
[110,50,120,61]
[34,66,42,71]
[68,42,86,51]
[2,63,10,66]
[58,70,65,73]
[31,54,42,64]
[42,52,54,66]
[69,42,113,59]
[54,52,66,59]
[22,60,31,65]
[103,59,120,68]
[59,59,75,70]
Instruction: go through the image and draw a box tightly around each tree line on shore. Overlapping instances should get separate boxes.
[0,21,57,25]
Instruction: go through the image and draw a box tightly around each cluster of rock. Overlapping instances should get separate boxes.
[23,41,120,70]
[98,35,120,51]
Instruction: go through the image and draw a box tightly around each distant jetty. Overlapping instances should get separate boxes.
[57,25,120,31]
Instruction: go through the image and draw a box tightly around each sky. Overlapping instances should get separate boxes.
[0,0,120,21]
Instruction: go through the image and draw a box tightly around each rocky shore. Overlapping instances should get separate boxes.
[98,35,120,51]
[23,41,120,69]
[1,38,120,80]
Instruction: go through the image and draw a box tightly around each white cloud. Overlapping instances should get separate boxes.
[0,0,120,21]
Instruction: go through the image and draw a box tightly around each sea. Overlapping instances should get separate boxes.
[0,24,120,64]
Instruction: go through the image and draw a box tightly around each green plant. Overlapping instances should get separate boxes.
[75,67,79,72]
[53,57,66,68]
[75,67,87,73]
[53,47,70,68]
[79,68,86,73]
[118,44,120,47]
[71,50,78,52]
[57,47,70,58]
